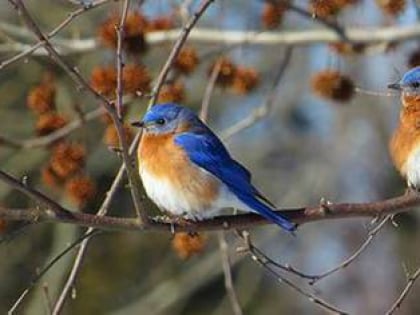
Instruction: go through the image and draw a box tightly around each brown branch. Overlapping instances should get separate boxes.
[1,164,419,232]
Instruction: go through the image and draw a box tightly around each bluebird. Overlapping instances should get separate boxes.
[131,103,296,232]
[389,66,420,189]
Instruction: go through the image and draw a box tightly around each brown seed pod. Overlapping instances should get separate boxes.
[309,0,341,18]
[376,0,406,16]
[172,232,207,259]
[208,57,237,87]
[98,11,149,54]
[90,66,117,96]
[311,70,355,102]
[261,2,288,29]
[35,112,67,136]
[65,174,96,206]
[122,63,151,94]
[173,46,200,75]
[157,81,186,103]
[27,82,56,115]
[50,142,86,179]
[232,67,260,95]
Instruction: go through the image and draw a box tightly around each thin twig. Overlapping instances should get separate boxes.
[9,0,149,226]
[241,232,348,315]
[218,232,243,315]
[221,46,293,140]
[50,166,126,314]
[149,0,215,106]
[200,57,221,121]
[8,230,101,315]
[0,107,104,149]
[49,1,215,312]
[0,0,110,70]
[115,0,130,119]
[308,216,390,284]
[385,265,420,315]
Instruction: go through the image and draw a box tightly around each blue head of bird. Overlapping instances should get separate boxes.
[388,66,420,105]
[131,103,200,134]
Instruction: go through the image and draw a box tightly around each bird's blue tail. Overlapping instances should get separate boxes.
[239,194,296,232]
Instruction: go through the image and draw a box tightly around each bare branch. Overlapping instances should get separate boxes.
[1,164,420,233]
[149,0,215,106]
[221,47,293,140]
[240,231,348,315]
[0,0,110,70]
[218,232,243,315]
[308,216,390,284]
[1,24,419,62]
[385,266,420,315]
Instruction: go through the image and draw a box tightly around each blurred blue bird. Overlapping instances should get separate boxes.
[131,103,296,232]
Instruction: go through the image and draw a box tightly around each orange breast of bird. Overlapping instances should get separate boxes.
[389,95,420,178]
[138,131,220,210]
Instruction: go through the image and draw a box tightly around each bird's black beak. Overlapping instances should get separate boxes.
[387,82,402,90]
[131,121,144,128]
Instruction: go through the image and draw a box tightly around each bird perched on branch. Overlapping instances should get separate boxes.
[131,103,296,232]
[389,66,420,189]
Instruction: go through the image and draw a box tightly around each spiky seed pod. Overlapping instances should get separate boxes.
[208,57,237,87]
[157,81,185,103]
[103,124,134,147]
[35,112,67,136]
[261,2,288,29]
[65,174,96,206]
[173,46,199,75]
[27,82,56,115]
[311,70,355,102]
[90,66,117,96]
[98,11,149,54]
[376,0,406,16]
[172,232,207,259]
[122,63,151,94]
[50,142,86,179]
[309,0,341,18]
[232,67,260,94]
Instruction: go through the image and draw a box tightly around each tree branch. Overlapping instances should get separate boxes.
[1,24,419,63]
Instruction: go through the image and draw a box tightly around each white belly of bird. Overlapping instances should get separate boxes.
[139,167,250,219]
[405,146,420,188]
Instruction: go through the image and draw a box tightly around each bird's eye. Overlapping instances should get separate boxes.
[412,82,420,88]
[155,118,166,125]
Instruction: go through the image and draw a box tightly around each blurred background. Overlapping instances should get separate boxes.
[0,0,419,314]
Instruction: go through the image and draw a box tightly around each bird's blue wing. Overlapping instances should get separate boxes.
[174,131,296,232]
